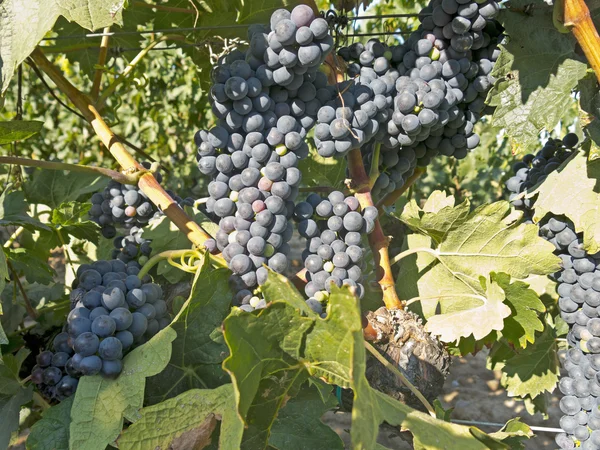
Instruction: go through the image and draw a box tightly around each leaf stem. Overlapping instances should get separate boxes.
[29,47,215,251]
[96,35,185,110]
[0,156,140,184]
[564,0,600,83]
[368,143,381,188]
[347,148,402,310]
[376,167,426,213]
[90,27,111,101]
[6,259,38,319]
[364,340,436,417]
[390,247,438,266]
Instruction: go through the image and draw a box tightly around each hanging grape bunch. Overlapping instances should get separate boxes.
[195,5,335,311]
[504,134,600,449]
[329,0,503,200]
[294,191,378,315]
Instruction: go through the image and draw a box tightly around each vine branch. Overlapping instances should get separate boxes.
[347,149,402,310]
[0,156,142,184]
[29,47,215,252]
[91,27,111,100]
[564,0,600,83]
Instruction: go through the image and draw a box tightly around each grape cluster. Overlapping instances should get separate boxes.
[505,133,579,215]
[89,163,162,238]
[111,226,152,264]
[293,191,377,314]
[31,332,81,401]
[331,0,503,199]
[504,135,600,449]
[194,6,335,308]
[64,259,171,378]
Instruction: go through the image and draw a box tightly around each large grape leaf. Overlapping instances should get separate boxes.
[119,384,243,450]
[532,152,600,253]
[579,73,600,160]
[224,271,505,449]
[0,350,34,450]
[144,259,232,405]
[27,397,74,450]
[395,200,556,342]
[6,248,55,285]
[0,0,125,94]
[0,120,43,144]
[487,0,587,154]
[23,169,108,209]
[69,326,177,450]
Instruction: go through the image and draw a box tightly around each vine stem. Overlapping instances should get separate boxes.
[3,226,24,248]
[376,167,426,212]
[347,149,402,310]
[29,47,215,252]
[564,0,600,83]
[96,35,185,110]
[0,156,142,184]
[6,260,38,319]
[389,247,438,266]
[364,340,436,417]
[90,27,111,100]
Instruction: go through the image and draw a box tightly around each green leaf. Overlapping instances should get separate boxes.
[69,326,177,450]
[298,140,347,190]
[0,0,125,94]
[269,382,343,450]
[494,273,546,349]
[502,326,559,398]
[51,202,100,245]
[0,352,34,449]
[223,303,313,448]
[145,260,232,405]
[237,0,302,24]
[27,397,73,450]
[119,385,243,450]
[532,152,600,253]
[261,269,312,314]
[0,190,50,232]
[423,274,512,342]
[23,169,108,209]
[0,120,43,144]
[487,1,587,154]
[487,418,533,450]
[396,200,559,340]
[6,248,55,285]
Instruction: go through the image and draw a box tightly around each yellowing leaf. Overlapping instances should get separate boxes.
[425,276,511,342]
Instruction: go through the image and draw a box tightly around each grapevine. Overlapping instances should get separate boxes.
[0,0,599,449]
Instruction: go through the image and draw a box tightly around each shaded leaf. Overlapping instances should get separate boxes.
[27,397,73,450]
[6,248,55,285]
[145,259,232,405]
[298,141,346,190]
[0,120,43,144]
[502,326,559,398]
[0,352,34,449]
[487,418,533,450]
[269,382,343,450]
[23,169,108,209]
[488,1,587,154]
[119,385,243,450]
[69,326,177,450]
[0,190,50,232]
